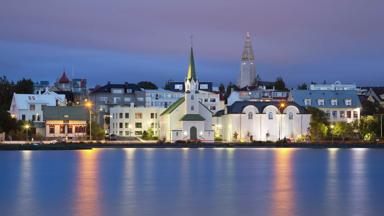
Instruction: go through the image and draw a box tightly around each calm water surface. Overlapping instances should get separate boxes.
[1,148,384,216]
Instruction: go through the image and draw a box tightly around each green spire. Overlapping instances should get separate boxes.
[187,47,196,81]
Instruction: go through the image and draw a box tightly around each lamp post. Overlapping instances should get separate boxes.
[85,101,93,141]
[279,102,286,141]
[330,124,334,144]
[24,124,30,142]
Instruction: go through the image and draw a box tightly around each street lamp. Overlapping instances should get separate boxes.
[24,123,30,142]
[330,124,335,144]
[85,101,93,141]
[279,102,286,141]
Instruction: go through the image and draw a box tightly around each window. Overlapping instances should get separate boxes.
[191,95,194,100]
[331,99,338,106]
[289,112,294,120]
[124,97,131,102]
[37,115,41,121]
[151,122,155,128]
[111,88,124,94]
[150,113,155,119]
[30,104,35,111]
[125,113,129,118]
[345,99,352,106]
[200,84,208,89]
[318,99,325,106]
[137,97,144,102]
[119,131,123,135]
[68,127,73,134]
[248,112,253,120]
[135,131,143,135]
[191,106,194,111]
[340,111,345,118]
[119,113,123,118]
[119,123,123,128]
[204,98,208,102]
[32,115,36,121]
[127,89,133,93]
[210,106,216,111]
[304,99,311,106]
[332,111,337,118]
[175,84,183,90]
[135,113,142,119]
[135,122,142,128]
[268,112,273,120]
[353,111,358,118]
[49,126,55,134]
[22,114,26,121]
[125,131,130,136]
[113,97,121,104]
[210,98,216,102]
[99,97,108,103]
[125,123,129,128]
[347,111,352,118]
[326,111,331,119]
[60,125,65,134]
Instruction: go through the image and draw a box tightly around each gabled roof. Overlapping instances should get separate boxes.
[160,97,185,116]
[291,90,361,108]
[43,106,88,121]
[180,114,205,121]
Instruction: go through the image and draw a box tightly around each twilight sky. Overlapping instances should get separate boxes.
[1,0,384,88]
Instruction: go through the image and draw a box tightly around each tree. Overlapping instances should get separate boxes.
[0,76,15,111]
[137,81,158,90]
[274,77,288,91]
[356,116,380,141]
[332,122,354,141]
[361,100,384,115]
[14,78,34,94]
[164,79,174,90]
[297,83,308,90]
[307,107,329,141]
[88,121,105,140]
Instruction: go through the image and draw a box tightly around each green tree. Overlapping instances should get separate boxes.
[356,116,380,141]
[137,81,158,90]
[332,122,354,141]
[307,107,329,141]
[297,83,308,90]
[274,77,288,91]
[14,78,34,94]
[88,121,105,140]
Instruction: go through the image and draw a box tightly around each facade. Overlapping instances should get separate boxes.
[33,81,50,94]
[237,32,257,89]
[309,81,357,91]
[227,88,289,106]
[290,90,361,123]
[214,101,310,142]
[9,90,66,122]
[109,105,164,137]
[144,89,184,108]
[165,81,214,92]
[159,47,214,142]
[42,106,88,139]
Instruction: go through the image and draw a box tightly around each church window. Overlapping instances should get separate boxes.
[191,95,194,100]
[248,112,253,120]
[191,106,194,111]
[289,112,294,120]
[268,112,273,120]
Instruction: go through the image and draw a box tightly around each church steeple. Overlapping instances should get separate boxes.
[241,32,255,61]
[187,47,197,81]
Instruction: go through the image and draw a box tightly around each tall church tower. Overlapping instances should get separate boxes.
[237,32,256,88]
[185,47,200,115]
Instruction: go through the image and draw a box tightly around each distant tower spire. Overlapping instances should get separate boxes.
[237,32,257,88]
[187,46,197,82]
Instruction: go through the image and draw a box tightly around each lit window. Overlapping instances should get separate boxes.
[345,99,352,106]
[304,99,311,106]
[318,99,325,106]
[331,99,338,106]
[135,113,142,119]
[340,111,345,118]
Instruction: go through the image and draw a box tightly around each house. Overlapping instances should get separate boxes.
[109,105,164,137]
[159,47,214,142]
[144,89,184,108]
[290,89,361,123]
[9,90,66,122]
[213,101,310,142]
[42,106,88,139]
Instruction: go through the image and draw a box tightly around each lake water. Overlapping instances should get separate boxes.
[1,148,384,216]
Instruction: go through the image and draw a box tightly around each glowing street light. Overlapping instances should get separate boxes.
[330,124,335,144]
[279,102,286,141]
[24,123,30,142]
[85,101,93,141]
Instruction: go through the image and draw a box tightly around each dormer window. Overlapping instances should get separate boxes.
[345,99,352,106]
[331,99,338,106]
[318,99,325,106]
[304,99,311,106]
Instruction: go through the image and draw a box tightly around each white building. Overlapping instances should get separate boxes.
[144,89,183,108]
[214,101,311,142]
[159,47,214,142]
[109,105,164,137]
[9,90,66,122]
[309,81,357,91]
[237,32,257,89]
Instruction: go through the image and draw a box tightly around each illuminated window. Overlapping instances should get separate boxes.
[331,99,338,106]
[135,113,142,119]
[345,99,352,106]
[304,99,311,106]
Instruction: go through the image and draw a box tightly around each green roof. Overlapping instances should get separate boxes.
[43,106,88,121]
[180,114,205,121]
[186,47,196,81]
[160,97,185,116]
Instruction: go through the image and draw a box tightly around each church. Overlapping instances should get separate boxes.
[159,47,214,142]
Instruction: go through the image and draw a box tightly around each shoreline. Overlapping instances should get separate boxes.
[1,142,384,150]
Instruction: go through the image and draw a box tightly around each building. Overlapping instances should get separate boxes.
[309,81,357,91]
[227,87,289,106]
[9,90,66,122]
[214,101,310,142]
[144,89,184,108]
[237,32,257,89]
[165,81,214,92]
[33,81,50,94]
[361,87,384,107]
[159,47,214,142]
[42,106,88,139]
[290,89,361,123]
[52,71,88,104]
[109,105,164,137]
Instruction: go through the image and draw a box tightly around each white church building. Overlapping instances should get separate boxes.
[159,47,214,142]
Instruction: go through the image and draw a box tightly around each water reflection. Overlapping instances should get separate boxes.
[270,149,296,216]
[73,150,101,216]
[325,148,340,215]
[349,149,369,216]
[17,151,36,215]
[120,148,137,215]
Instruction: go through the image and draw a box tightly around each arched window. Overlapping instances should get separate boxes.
[191,95,194,100]
[248,112,253,120]
[268,112,273,120]
[289,112,294,120]
[191,105,194,111]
